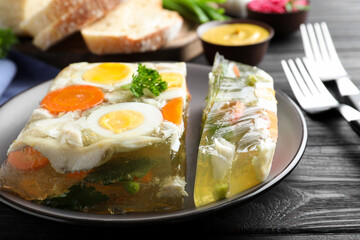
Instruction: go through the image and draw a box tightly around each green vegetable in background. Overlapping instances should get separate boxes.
[0,28,18,59]
[163,0,230,24]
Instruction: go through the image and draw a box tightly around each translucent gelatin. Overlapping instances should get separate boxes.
[0,62,190,213]
[194,53,278,207]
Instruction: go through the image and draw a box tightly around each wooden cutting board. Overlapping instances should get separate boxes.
[14,22,203,69]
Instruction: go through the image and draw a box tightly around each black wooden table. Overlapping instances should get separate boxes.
[1,0,360,239]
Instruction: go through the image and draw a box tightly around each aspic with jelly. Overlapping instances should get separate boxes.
[0,55,278,213]
[194,53,278,206]
[0,61,190,213]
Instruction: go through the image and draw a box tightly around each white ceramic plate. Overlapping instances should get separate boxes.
[0,63,307,225]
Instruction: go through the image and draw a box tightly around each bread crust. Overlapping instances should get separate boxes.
[82,16,182,54]
[33,0,123,50]
[81,0,183,55]
[20,0,87,37]
[0,0,51,35]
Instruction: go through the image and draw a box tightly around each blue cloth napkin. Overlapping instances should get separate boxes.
[0,51,60,106]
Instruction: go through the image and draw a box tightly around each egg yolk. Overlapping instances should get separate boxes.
[99,110,144,134]
[161,72,184,89]
[82,63,132,85]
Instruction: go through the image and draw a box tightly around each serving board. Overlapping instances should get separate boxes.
[14,22,202,69]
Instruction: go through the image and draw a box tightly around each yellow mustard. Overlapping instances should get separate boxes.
[202,23,269,46]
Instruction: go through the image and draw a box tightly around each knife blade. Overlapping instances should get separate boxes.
[337,104,360,136]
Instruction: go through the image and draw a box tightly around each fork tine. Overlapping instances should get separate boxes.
[294,58,319,95]
[313,23,331,62]
[281,60,307,103]
[302,57,338,105]
[300,24,315,62]
[302,57,327,93]
[286,59,313,97]
[320,22,342,64]
[287,59,312,97]
[305,23,323,63]
[282,58,340,114]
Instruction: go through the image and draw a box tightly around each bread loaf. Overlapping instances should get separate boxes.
[32,0,123,51]
[0,0,51,35]
[20,0,87,37]
[81,0,183,55]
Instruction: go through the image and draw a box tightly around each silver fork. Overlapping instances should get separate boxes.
[281,57,360,136]
[300,22,360,111]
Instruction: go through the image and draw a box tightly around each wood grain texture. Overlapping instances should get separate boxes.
[1,0,360,239]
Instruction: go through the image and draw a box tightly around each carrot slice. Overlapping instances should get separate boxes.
[41,85,104,114]
[7,147,49,171]
[265,110,278,139]
[222,101,245,125]
[66,169,94,180]
[161,97,183,125]
[230,101,245,124]
[233,64,240,77]
[134,169,154,184]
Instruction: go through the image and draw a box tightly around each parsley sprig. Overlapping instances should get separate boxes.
[0,28,18,59]
[129,63,168,97]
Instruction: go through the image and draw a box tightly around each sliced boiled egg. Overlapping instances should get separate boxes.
[50,62,138,91]
[86,102,163,139]
[82,63,136,87]
[161,72,184,89]
[158,70,187,101]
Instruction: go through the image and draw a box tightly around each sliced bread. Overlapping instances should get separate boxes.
[81,0,183,55]
[32,0,124,51]
[0,0,52,35]
[20,0,87,37]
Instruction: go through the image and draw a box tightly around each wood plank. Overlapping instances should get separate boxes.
[13,21,202,69]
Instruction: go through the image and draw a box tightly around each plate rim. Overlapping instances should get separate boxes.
[0,63,308,225]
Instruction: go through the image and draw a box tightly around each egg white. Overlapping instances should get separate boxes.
[86,102,163,139]
[157,68,188,102]
[8,62,189,173]
[157,88,187,101]
[50,62,138,91]
[8,103,165,173]
[49,62,188,102]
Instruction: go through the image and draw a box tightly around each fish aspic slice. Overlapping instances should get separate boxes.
[194,53,278,207]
